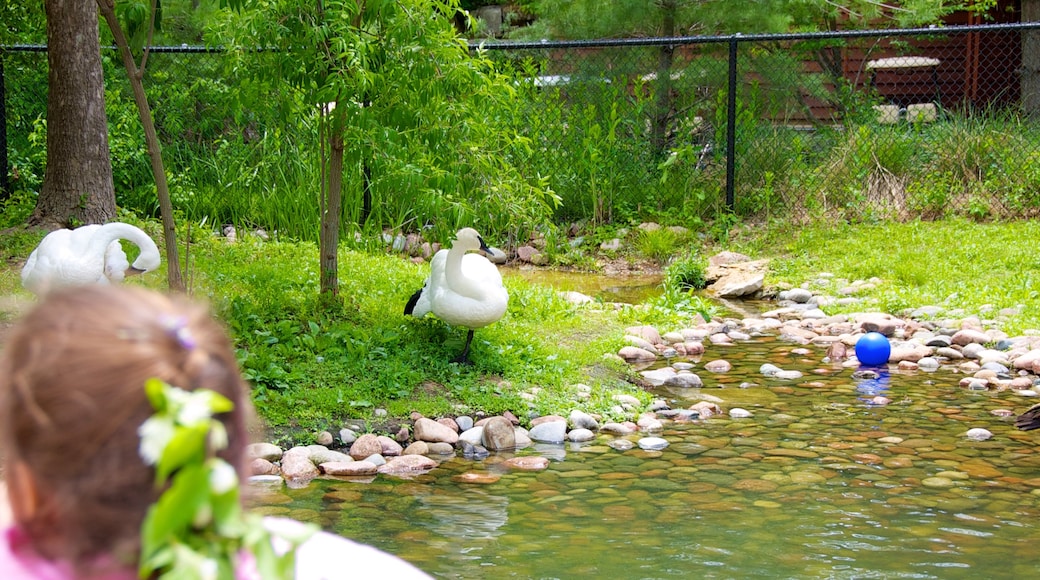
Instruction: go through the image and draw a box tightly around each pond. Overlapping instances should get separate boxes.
[505,268,665,305]
[249,292,1040,579]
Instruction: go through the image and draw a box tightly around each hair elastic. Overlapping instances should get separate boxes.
[159,314,197,350]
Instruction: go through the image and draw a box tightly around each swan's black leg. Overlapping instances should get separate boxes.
[452,329,475,365]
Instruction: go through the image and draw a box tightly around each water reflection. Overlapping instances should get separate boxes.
[505,268,664,304]
[415,490,509,541]
[854,368,891,406]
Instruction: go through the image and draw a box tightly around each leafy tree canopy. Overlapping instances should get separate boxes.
[1,1,46,44]
[511,0,999,40]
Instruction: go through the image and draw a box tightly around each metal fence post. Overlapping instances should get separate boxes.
[0,53,8,199]
[725,35,739,211]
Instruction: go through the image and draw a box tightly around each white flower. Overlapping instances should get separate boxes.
[138,416,175,466]
[177,390,218,426]
[209,460,239,495]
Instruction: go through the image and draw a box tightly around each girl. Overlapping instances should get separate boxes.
[0,285,429,579]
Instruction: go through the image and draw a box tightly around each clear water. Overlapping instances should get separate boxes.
[251,329,1040,579]
[505,268,665,305]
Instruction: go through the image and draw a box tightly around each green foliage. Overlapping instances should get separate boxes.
[520,0,987,40]
[0,1,45,44]
[636,227,682,264]
[139,378,310,579]
[214,0,558,242]
[665,252,707,291]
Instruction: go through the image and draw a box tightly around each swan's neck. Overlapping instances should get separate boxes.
[90,224,159,269]
[445,245,484,299]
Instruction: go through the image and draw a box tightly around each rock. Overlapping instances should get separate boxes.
[637,437,669,450]
[690,401,721,418]
[452,472,501,484]
[952,329,991,346]
[568,428,596,442]
[706,251,753,278]
[376,435,404,457]
[247,442,283,462]
[560,290,595,305]
[307,447,353,465]
[377,454,439,475]
[888,343,932,363]
[481,416,517,451]
[786,288,813,303]
[280,447,319,482]
[774,370,804,380]
[348,434,383,460]
[455,415,475,431]
[321,461,377,476]
[314,431,334,446]
[427,442,456,455]
[703,359,732,373]
[503,456,550,470]
[402,441,430,455]
[250,457,280,476]
[667,372,704,388]
[599,422,635,435]
[608,439,635,451]
[458,426,484,446]
[515,245,540,263]
[414,417,460,444]
[729,408,753,418]
[618,346,658,362]
[710,260,767,298]
[569,409,599,430]
[528,420,567,443]
[965,428,993,441]
[857,314,899,337]
[623,334,658,351]
[625,325,663,344]
[339,428,358,445]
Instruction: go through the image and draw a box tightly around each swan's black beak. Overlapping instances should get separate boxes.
[477,236,492,253]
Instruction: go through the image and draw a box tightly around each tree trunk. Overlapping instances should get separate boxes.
[33,0,116,229]
[650,0,677,157]
[97,0,185,292]
[319,110,344,307]
[1024,0,1040,117]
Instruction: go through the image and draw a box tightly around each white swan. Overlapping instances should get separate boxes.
[21,222,162,296]
[404,228,508,364]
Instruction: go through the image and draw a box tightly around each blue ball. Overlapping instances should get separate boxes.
[855,332,891,366]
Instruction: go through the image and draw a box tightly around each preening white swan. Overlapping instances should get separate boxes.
[404,228,508,364]
[21,222,161,296]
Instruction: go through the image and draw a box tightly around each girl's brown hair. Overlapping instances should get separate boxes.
[0,285,253,572]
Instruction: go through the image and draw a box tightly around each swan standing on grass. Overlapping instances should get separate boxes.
[404,228,508,364]
[21,222,162,296]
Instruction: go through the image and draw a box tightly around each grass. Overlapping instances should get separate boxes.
[5,214,1040,445]
[727,217,1040,334]
[0,224,670,444]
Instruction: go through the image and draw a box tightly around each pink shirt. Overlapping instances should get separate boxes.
[0,519,431,579]
[0,526,135,579]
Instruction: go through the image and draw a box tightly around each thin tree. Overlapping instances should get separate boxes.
[97,0,185,292]
[1024,0,1040,117]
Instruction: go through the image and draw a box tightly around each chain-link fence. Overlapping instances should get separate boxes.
[4,22,1040,227]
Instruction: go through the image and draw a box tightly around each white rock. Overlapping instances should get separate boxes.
[965,428,993,441]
